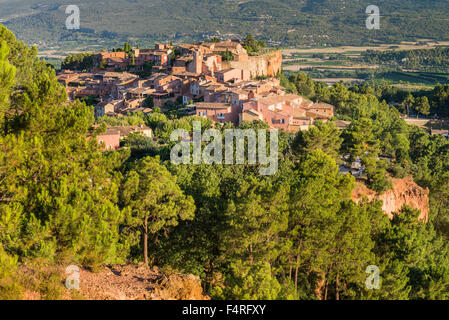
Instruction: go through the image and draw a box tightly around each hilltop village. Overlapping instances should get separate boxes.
[3,17,447,302]
[56,39,335,149]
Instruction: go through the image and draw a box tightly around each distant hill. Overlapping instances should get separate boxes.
[1,0,449,50]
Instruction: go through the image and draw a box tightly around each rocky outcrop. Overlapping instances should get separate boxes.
[352,177,429,222]
[222,50,282,78]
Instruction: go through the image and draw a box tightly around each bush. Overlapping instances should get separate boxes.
[39,273,66,300]
[0,247,23,300]
[390,162,409,179]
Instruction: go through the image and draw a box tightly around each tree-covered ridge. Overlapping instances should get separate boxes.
[1,0,449,49]
[2,24,449,300]
[362,47,449,72]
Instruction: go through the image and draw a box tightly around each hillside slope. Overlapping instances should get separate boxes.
[21,264,209,300]
[1,0,449,50]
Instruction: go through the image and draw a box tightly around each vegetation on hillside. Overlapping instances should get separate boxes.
[1,0,449,50]
[362,47,449,73]
[61,53,95,71]
[3,24,449,300]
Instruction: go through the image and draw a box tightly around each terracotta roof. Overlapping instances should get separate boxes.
[128,87,155,94]
[306,110,332,119]
[230,89,249,96]
[195,102,232,110]
[108,57,126,63]
[293,108,308,119]
[243,109,263,117]
[100,128,121,136]
[334,120,351,129]
[312,103,334,110]
[259,94,302,105]
[96,101,113,107]
[148,72,168,80]
[298,99,314,108]
[108,125,152,137]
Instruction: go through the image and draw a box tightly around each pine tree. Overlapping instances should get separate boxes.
[0,40,15,133]
[287,150,355,298]
[293,120,343,161]
[121,157,195,265]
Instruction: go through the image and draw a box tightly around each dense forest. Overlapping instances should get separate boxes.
[3,24,449,300]
[1,0,449,50]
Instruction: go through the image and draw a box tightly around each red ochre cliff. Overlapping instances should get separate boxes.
[352,177,429,222]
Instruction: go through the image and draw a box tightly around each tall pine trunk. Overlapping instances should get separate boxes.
[324,272,329,301]
[294,254,300,295]
[144,214,148,266]
[336,274,340,300]
[324,279,328,301]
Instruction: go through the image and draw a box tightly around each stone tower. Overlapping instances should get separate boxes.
[193,50,203,74]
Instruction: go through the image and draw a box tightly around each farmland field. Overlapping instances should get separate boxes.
[282,40,449,88]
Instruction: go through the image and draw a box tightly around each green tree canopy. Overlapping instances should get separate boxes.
[120,156,195,265]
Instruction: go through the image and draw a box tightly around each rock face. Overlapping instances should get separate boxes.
[352,177,429,222]
[222,50,283,78]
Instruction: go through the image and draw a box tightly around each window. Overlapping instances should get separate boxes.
[280,119,285,124]
[218,113,225,119]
